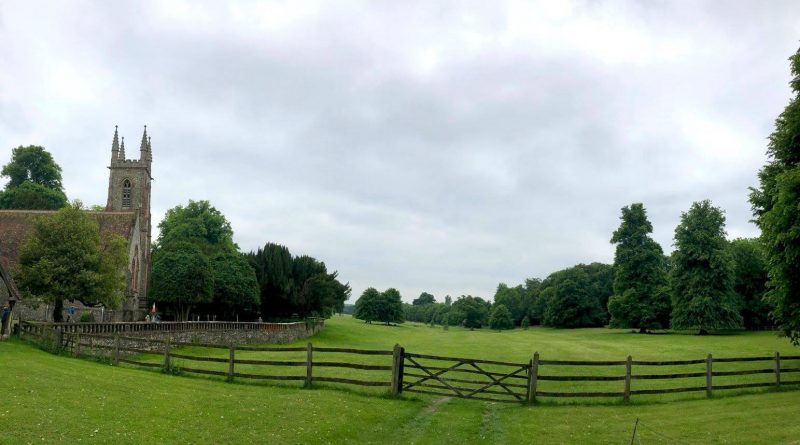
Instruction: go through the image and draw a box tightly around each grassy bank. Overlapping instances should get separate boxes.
[3,317,800,443]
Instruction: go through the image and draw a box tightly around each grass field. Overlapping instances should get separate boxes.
[4,316,800,444]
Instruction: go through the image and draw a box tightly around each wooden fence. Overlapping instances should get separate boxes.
[19,326,800,404]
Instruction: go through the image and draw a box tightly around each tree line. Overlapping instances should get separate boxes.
[393,201,771,334]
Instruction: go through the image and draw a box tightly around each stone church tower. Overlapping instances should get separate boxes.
[106,126,153,314]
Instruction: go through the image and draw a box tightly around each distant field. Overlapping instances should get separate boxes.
[4,317,800,444]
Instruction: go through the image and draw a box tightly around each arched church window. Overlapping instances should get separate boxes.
[122,179,132,208]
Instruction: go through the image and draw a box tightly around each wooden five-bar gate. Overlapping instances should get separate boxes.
[17,322,800,404]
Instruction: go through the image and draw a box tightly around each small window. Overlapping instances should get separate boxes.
[122,179,132,208]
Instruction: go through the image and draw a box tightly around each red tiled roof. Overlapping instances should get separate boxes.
[0,210,136,275]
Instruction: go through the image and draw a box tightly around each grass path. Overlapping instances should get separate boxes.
[3,317,800,443]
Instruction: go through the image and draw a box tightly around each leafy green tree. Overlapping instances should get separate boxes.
[157,200,235,251]
[489,304,514,330]
[670,200,742,334]
[152,200,257,320]
[493,283,527,326]
[606,203,671,332]
[521,315,530,330]
[539,263,612,328]
[522,278,542,325]
[750,47,800,344]
[150,242,214,321]
[292,255,350,317]
[354,287,381,323]
[15,202,127,321]
[0,181,67,210]
[0,145,67,210]
[212,251,260,320]
[377,288,404,325]
[729,238,773,330]
[2,145,64,189]
[412,292,436,305]
[451,295,490,329]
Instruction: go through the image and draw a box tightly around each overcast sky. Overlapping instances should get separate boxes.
[1,1,799,303]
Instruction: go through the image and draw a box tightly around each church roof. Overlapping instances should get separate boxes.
[0,210,137,277]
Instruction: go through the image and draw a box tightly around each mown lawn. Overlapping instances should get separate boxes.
[3,317,800,444]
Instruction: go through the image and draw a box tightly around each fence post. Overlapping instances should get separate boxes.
[164,337,171,373]
[527,352,539,403]
[624,355,632,403]
[75,333,81,357]
[305,342,313,387]
[227,345,235,382]
[391,344,404,395]
[706,354,713,397]
[775,351,781,386]
[114,333,121,366]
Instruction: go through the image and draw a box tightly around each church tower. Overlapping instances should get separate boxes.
[106,126,153,314]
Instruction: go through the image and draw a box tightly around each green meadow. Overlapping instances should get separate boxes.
[4,316,800,444]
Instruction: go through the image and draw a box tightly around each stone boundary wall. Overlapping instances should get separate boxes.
[20,320,325,353]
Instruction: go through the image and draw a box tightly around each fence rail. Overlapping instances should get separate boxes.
[17,323,800,404]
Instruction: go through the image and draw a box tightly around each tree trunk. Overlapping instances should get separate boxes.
[53,299,63,322]
[638,327,648,334]
[698,328,709,336]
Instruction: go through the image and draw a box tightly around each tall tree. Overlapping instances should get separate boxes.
[607,203,671,332]
[354,287,381,323]
[750,47,800,344]
[292,255,350,317]
[151,200,257,320]
[15,202,127,321]
[157,200,235,251]
[729,238,773,330]
[378,288,404,325]
[670,200,742,334]
[493,283,526,326]
[211,251,260,320]
[150,242,214,321]
[523,278,543,325]
[248,243,294,317]
[0,145,67,210]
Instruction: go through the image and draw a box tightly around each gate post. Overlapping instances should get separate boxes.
[527,352,539,403]
[391,344,404,395]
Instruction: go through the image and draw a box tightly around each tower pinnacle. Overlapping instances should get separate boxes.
[111,125,119,161]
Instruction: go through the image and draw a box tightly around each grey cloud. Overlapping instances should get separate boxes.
[1,0,798,302]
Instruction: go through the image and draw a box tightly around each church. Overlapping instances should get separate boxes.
[0,127,153,322]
